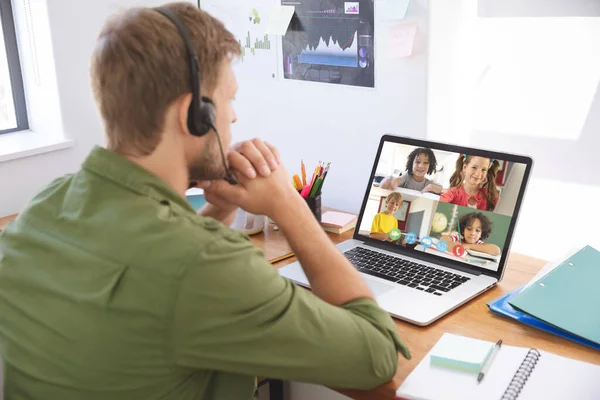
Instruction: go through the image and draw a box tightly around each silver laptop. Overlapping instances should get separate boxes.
[279,135,533,326]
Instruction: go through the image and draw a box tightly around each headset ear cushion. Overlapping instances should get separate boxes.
[188,96,215,136]
[200,96,216,125]
[192,96,215,136]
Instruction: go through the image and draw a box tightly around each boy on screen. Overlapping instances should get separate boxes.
[370,192,402,241]
[380,147,442,194]
[440,212,501,256]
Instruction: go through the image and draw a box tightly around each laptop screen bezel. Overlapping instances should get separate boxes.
[353,134,534,280]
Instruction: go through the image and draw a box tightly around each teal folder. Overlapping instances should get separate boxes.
[186,194,206,211]
[509,245,600,345]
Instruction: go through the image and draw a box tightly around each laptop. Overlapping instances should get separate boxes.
[279,135,533,326]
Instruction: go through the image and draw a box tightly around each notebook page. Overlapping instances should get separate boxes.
[518,351,600,400]
[396,334,529,400]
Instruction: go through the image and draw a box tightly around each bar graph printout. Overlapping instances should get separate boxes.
[200,0,279,80]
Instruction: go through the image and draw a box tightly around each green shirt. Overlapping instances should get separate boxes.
[0,147,410,400]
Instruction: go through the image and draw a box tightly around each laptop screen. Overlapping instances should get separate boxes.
[355,138,531,273]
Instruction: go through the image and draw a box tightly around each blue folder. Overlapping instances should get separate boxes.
[487,286,600,351]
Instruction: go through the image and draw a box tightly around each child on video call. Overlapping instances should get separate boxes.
[380,148,443,194]
[370,192,403,241]
[440,154,500,211]
[440,212,501,256]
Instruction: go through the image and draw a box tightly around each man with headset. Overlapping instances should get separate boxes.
[0,2,409,399]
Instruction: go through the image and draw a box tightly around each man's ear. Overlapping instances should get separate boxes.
[176,93,193,137]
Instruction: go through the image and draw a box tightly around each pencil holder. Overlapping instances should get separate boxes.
[305,194,322,222]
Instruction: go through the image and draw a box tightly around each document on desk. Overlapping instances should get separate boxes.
[397,333,600,400]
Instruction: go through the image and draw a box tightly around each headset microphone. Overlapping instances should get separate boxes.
[211,124,238,185]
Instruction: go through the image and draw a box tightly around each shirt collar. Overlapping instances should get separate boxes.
[82,146,196,214]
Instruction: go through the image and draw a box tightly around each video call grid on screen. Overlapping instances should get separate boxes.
[357,141,528,272]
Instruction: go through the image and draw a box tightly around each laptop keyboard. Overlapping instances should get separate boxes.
[344,247,470,296]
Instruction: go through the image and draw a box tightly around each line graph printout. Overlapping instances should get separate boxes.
[281,0,375,87]
[200,0,278,80]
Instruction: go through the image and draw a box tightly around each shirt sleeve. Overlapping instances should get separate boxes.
[440,187,455,203]
[170,229,411,390]
[370,213,381,234]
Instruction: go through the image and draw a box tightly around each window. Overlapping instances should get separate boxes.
[473,2,600,141]
[0,0,27,134]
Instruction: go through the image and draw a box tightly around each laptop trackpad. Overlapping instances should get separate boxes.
[364,277,395,297]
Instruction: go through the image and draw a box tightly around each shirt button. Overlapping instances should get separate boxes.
[203,219,220,231]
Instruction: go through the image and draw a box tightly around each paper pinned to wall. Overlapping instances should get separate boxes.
[377,0,411,20]
[387,21,418,59]
[202,0,279,80]
[266,5,295,35]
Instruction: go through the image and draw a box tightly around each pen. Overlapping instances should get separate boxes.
[478,339,502,383]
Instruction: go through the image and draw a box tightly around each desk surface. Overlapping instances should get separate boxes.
[256,227,600,400]
[3,213,599,399]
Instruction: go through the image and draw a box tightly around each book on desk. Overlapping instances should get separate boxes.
[320,211,357,234]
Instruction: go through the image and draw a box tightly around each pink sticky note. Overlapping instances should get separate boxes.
[388,22,418,59]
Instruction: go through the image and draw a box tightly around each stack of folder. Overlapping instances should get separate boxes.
[487,245,600,351]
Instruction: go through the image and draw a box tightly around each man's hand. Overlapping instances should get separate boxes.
[194,138,281,223]
[228,138,280,178]
[200,153,297,221]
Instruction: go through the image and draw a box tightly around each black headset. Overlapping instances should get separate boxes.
[155,7,237,184]
[155,7,215,136]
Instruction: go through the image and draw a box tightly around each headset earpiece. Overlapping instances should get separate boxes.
[189,96,216,136]
[155,7,215,137]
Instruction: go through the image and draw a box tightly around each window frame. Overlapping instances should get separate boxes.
[0,0,28,134]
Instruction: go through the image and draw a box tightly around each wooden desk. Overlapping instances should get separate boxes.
[0,214,16,232]
[3,213,598,399]
[253,228,600,400]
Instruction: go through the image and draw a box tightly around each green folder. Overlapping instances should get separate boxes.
[509,245,600,345]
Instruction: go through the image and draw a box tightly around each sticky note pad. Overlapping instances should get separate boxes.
[430,333,493,373]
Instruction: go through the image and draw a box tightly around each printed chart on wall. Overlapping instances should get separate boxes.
[281,0,375,88]
[199,0,278,80]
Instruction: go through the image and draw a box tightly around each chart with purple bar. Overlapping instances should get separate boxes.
[281,0,375,88]
[201,0,278,80]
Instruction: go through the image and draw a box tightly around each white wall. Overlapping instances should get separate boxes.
[229,0,429,214]
[427,0,600,261]
[494,163,525,217]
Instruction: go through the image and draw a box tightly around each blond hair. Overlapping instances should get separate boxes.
[386,192,403,205]
[90,2,240,156]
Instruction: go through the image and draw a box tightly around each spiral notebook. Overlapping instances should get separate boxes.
[396,333,600,400]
